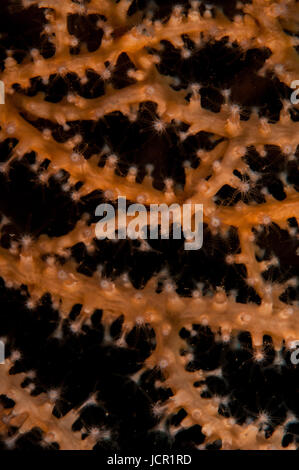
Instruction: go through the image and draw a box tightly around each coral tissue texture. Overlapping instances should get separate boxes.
[1,0,299,452]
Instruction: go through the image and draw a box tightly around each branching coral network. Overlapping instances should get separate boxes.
[0,0,299,451]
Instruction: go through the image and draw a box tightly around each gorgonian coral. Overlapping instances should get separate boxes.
[0,0,299,451]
